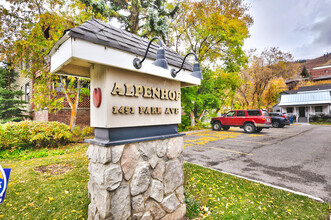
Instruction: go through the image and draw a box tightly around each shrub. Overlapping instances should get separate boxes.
[0,121,73,150]
[310,115,319,122]
[82,127,94,137]
[72,126,82,137]
[321,114,331,121]
[70,126,94,142]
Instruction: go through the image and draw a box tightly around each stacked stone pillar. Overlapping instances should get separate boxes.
[87,136,186,220]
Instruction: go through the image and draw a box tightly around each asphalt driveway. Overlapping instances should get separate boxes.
[182,124,331,203]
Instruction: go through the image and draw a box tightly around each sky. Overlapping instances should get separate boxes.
[243,0,331,60]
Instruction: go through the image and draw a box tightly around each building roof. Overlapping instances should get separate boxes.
[312,64,331,70]
[297,83,331,92]
[282,90,298,94]
[64,19,193,71]
[313,75,331,81]
[279,90,331,106]
[282,83,331,94]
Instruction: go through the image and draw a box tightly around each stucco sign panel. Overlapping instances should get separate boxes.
[91,65,181,128]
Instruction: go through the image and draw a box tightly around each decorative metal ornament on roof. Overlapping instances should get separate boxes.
[171,52,203,79]
[133,37,168,70]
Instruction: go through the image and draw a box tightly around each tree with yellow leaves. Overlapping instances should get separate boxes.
[0,0,104,129]
[168,0,253,127]
[237,48,299,109]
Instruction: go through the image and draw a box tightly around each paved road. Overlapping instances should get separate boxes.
[183,125,331,203]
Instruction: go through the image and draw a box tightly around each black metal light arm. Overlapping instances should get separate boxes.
[171,52,199,78]
[133,37,165,69]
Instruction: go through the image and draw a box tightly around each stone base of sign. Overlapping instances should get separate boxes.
[86,136,186,220]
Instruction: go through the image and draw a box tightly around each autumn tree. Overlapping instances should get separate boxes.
[168,0,253,127]
[263,78,287,110]
[79,0,178,41]
[237,48,299,109]
[0,0,104,129]
[0,0,96,73]
[169,0,252,66]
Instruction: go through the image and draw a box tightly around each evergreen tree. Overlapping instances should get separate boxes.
[79,0,178,41]
[0,64,27,123]
[300,66,309,78]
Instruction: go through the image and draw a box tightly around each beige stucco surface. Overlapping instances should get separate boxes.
[91,65,181,128]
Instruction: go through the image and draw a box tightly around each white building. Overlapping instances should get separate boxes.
[277,84,331,122]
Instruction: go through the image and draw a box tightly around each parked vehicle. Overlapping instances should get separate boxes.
[268,112,290,128]
[210,109,272,133]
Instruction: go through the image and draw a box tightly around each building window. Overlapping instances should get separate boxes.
[315,106,323,113]
[287,107,293,113]
[25,83,30,102]
[324,70,329,73]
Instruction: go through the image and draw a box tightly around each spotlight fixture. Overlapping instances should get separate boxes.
[170,52,203,79]
[133,37,168,70]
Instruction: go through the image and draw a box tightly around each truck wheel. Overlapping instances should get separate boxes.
[244,123,255,133]
[223,126,230,131]
[212,121,222,131]
[272,121,280,128]
[256,127,263,133]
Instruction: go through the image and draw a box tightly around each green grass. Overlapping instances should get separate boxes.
[0,144,329,219]
[184,163,330,219]
[0,144,90,220]
[310,122,331,125]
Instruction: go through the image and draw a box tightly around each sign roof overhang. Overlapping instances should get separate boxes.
[50,19,201,88]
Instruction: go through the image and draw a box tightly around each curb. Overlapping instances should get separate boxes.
[186,162,325,203]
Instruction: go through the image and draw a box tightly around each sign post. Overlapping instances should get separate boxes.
[50,19,201,220]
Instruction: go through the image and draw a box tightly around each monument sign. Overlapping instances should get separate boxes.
[50,19,201,220]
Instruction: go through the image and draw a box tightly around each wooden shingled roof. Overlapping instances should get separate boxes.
[65,19,193,71]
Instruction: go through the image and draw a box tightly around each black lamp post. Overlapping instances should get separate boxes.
[170,52,203,79]
[133,37,168,70]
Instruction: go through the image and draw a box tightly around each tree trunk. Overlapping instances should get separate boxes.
[190,111,195,127]
[60,76,81,131]
[198,109,205,122]
[70,78,81,130]
[231,98,234,110]
[70,105,77,131]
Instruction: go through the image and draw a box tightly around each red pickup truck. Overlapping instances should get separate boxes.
[210,109,272,133]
